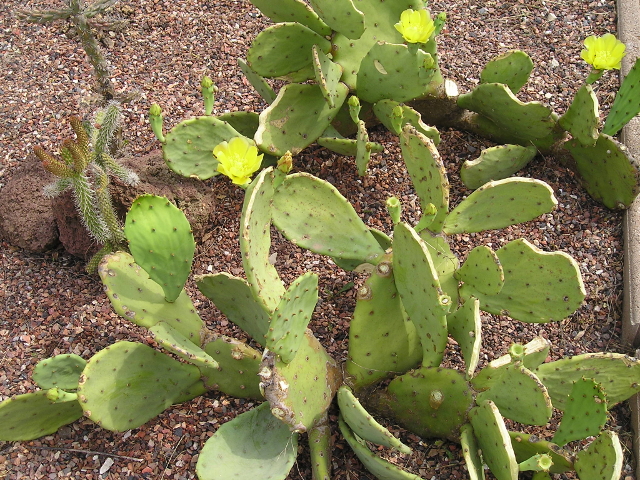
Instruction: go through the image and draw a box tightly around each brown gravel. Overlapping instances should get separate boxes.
[0,1,634,479]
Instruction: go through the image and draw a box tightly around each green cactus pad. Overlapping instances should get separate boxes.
[238,58,277,104]
[558,84,599,147]
[0,390,83,441]
[401,125,449,233]
[308,417,332,480]
[534,352,640,410]
[419,229,460,304]
[357,43,437,104]
[393,223,450,367]
[98,252,204,343]
[216,111,260,138]
[373,366,474,440]
[338,416,422,480]
[248,0,331,36]
[373,99,441,145]
[163,116,244,180]
[125,195,195,303]
[552,377,607,447]
[272,173,385,268]
[460,144,538,190]
[261,330,342,433]
[447,298,482,378]
[457,245,504,296]
[480,50,533,94]
[474,363,552,426]
[77,341,205,431]
[574,431,623,480]
[460,239,585,323]
[459,424,485,480]
[196,272,270,344]
[201,334,263,399]
[267,272,319,363]
[574,431,624,480]
[443,178,557,235]
[355,120,371,176]
[603,57,640,136]
[246,23,331,78]
[469,400,519,480]
[256,82,349,156]
[338,385,412,454]
[458,83,558,144]
[196,401,299,480]
[308,0,364,39]
[149,321,219,370]
[240,168,285,312]
[563,133,640,209]
[346,258,422,390]
[32,354,86,390]
[509,432,573,474]
[317,134,384,156]
[313,45,343,109]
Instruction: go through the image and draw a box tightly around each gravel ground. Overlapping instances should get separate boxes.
[0,1,634,479]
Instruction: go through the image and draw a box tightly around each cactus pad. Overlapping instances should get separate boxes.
[400,125,449,233]
[459,424,485,480]
[468,400,519,480]
[272,173,385,268]
[419,229,460,303]
[355,120,372,176]
[163,116,243,180]
[346,258,422,390]
[77,341,205,431]
[603,57,640,136]
[460,144,537,190]
[0,390,83,441]
[260,330,342,433]
[563,133,640,209]
[457,245,504,296]
[32,353,86,390]
[317,134,383,157]
[308,0,364,39]
[558,84,599,147]
[238,58,277,104]
[308,417,332,480]
[443,178,557,235]
[149,321,219,370]
[267,272,319,363]
[196,401,299,480]
[313,45,343,109]
[248,0,331,36]
[552,377,607,447]
[574,431,623,480]
[201,334,263,399]
[256,82,349,156]
[125,194,195,303]
[373,99,441,144]
[338,385,411,454]
[509,431,573,474]
[447,298,482,378]
[534,352,640,410]
[460,239,585,323]
[480,50,533,94]
[196,272,270,344]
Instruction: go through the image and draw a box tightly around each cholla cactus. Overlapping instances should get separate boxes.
[36,101,139,271]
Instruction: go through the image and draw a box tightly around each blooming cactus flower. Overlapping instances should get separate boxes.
[213,137,263,186]
[580,34,626,70]
[394,8,435,44]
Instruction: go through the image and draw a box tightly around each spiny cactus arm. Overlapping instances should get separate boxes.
[603,57,640,136]
[468,400,519,480]
[196,272,270,345]
[92,163,126,245]
[36,147,75,179]
[124,194,195,303]
[551,378,607,447]
[77,341,206,432]
[72,13,115,100]
[509,431,574,474]
[248,0,331,36]
[308,414,332,480]
[447,297,482,378]
[196,402,298,480]
[32,354,86,390]
[71,173,110,243]
[460,144,538,190]
[574,431,623,480]
[558,84,599,147]
[91,101,122,158]
[338,415,422,480]
[83,0,120,18]
[99,152,139,185]
[15,7,74,24]
[98,252,204,343]
[0,390,83,441]
[480,50,534,94]
[338,385,412,454]
[459,424,485,480]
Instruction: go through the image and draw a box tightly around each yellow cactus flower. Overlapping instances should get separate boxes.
[213,137,263,186]
[580,33,626,70]
[394,8,435,44]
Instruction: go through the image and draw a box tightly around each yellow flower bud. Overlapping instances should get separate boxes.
[213,137,263,186]
[394,8,435,44]
[580,33,626,70]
